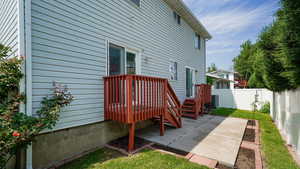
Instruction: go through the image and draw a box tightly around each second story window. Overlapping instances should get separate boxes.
[169,61,178,80]
[173,12,181,25]
[129,0,141,7]
[195,33,201,49]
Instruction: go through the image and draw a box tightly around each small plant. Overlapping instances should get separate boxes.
[259,102,270,114]
[0,44,73,169]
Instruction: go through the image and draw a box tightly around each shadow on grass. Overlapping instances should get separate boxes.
[210,108,271,121]
[59,148,210,169]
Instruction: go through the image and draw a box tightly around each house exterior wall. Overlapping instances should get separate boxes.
[0,0,19,56]
[30,0,207,131]
[32,120,152,169]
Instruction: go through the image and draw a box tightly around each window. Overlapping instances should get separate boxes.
[108,43,138,75]
[129,0,141,7]
[126,52,136,75]
[195,33,201,49]
[169,61,178,80]
[173,11,181,25]
[109,44,125,75]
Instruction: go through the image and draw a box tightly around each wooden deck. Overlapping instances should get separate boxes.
[104,75,182,151]
[104,74,211,152]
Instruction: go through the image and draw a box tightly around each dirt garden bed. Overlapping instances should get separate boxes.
[106,136,153,155]
[243,128,256,142]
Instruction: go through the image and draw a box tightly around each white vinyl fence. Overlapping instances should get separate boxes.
[212,87,300,158]
[272,88,300,157]
[212,89,273,111]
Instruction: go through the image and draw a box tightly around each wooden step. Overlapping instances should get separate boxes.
[182,105,193,109]
[182,109,195,113]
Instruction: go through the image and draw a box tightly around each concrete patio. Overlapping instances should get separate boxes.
[137,115,248,167]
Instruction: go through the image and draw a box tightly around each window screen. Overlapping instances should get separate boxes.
[170,61,178,80]
[195,33,201,49]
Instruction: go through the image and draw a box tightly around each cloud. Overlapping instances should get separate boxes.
[200,1,278,36]
[183,0,279,69]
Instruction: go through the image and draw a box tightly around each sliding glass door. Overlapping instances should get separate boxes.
[186,67,195,97]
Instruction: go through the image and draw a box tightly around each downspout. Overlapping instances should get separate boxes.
[18,0,33,169]
[25,0,33,168]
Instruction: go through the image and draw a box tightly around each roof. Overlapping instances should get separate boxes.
[164,0,212,40]
[210,69,235,74]
[206,73,234,82]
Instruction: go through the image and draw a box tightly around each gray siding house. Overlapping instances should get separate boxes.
[0,0,211,168]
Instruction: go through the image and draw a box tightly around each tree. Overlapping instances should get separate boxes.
[276,0,300,89]
[207,63,217,85]
[248,49,266,88]
[233,40,256,81]
[207,63,217,72]
[233,0,300,91]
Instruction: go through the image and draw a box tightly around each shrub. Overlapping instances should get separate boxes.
[260,102,271,114]
[0,45,73,169]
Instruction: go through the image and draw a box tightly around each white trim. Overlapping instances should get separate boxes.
[18,0,26,115]
[169,59,178,81]
[106,40,142,76]
[185,66,196,98]
[126,48,141,75]
[105,40,108,76]
[24,0,33,168]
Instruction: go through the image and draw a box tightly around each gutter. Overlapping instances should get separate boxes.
[18,0,33,168]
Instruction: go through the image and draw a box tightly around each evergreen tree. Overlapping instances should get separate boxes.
[233,40,255,81]
[277,0,300,89]
[258,24,291,92]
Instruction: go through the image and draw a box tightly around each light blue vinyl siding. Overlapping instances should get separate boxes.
[31,0,206,130]
[0,0,18,56]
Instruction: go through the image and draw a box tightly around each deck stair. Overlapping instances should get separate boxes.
[182,84,212,119]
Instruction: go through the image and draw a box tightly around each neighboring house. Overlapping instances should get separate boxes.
[0,0,211,168]
[207,70,235,89]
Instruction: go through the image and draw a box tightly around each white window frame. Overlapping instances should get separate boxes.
[169,60,178,81]
[106,40,142,76]
[185,66,196,98]
[194,33,201,49]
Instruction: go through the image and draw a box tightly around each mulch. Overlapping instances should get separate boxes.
[216,148,256,169]
[107,136,152,152]
[235,148,256,169]
[243,128,256,142]
[247,120,256,127]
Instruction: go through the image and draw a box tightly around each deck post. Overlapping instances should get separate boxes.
[128,123,135,152]
[160,115,165,136]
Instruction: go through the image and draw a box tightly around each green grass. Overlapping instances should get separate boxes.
[211,108,300,169]
[59,148,210,169]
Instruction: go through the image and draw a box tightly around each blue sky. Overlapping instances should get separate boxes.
[183,0,280,70]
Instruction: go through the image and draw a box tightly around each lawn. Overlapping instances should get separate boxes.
[211,108,300,169]
[59,148,210,169]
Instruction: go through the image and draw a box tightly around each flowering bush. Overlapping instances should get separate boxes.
[0,44,73,169]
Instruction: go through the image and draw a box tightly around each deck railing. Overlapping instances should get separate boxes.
[195,84,212,114]
[104,75,167,124]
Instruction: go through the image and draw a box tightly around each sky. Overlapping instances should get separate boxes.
[183,0,280,71]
